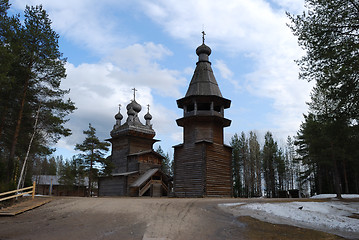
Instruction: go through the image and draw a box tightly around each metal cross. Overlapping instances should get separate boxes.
[147,104,150,113]
[132,88,137,100]
[202,31,206,44]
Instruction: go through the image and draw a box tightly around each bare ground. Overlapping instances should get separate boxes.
[0,197,348,240]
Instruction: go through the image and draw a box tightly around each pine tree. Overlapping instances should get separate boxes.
[0,1,75,188]
[249,131,261,197]
[262,132,278,198]
[75,124,110,197]
[287,0,359,121]
[155,145,172,177]
[288,0,359,197]
[230,133,242,197]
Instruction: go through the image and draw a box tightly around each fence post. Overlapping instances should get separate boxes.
[32,181,36,199]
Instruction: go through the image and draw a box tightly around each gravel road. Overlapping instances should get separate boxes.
[0,197,345,240]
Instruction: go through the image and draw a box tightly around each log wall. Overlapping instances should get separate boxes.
[205,143,232,197]
[183,121,223,145]
[98,176,126,196]
[173,143,205,197]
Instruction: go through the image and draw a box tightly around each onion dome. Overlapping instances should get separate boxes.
[127,107,136,116]
[196,43,211,56]
[126,100,141,113]
[144,112,152,121]
[115,111,123,121]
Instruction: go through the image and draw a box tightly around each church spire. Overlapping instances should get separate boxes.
[184,33,222,97]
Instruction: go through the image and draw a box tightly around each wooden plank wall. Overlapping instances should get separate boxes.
[98,176,126,196]
[129,136,155,154]
[111,138,130,173]
[174,143,205,197]
[183,121,224,145]
[206,143,232,197]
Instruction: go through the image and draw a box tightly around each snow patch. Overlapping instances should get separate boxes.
[242,202,359,232]
[218,203,245,207]
[311,194,359,199]
[220,200,359,239]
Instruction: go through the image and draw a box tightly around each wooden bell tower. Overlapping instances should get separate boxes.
[173,34,232,197]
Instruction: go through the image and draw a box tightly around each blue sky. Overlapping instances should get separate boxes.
[12,0,312,158]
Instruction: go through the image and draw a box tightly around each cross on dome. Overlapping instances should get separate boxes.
[202,31,206,44]
[132,88,137,101]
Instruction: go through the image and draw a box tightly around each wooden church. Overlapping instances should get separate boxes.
[173,35,233,197]
[98,93,170,197]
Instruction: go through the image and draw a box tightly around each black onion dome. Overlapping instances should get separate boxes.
[126,100,141,113]
[196,44,211,56]
[127,107,136,116]
[115,112,123,120]
[144,112,152,120]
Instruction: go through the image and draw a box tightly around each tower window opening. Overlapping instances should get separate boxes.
[214,105,221,112]
[197,103,211,111]
[187,104,195,112]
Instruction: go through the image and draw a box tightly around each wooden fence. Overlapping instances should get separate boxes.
[0,181,36,202]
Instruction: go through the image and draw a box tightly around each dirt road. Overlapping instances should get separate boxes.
[0,197,345,240]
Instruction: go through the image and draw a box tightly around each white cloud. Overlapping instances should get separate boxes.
[11,0,312,153]
[12,0,132,55]
[138,0,311,139]
[271,0,305,13]
[214,59,242,91]
[215,60,233,80]
[138,0,301,52]
[106,43,185,97]
[57,42,184,153]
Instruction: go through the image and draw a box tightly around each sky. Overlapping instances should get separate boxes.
[12,0,313,159]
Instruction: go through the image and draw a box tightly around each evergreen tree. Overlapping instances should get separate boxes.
[287,0,359,121]
[58,156,86,188]
[75,123,110,196]
[275,148,286,191]
[0,1,75,189]
[295,85,359,197]
[230,133,242,197]
[249,131,261,197]
[288,0,359,197]
[285,136,300,190]
[239,132,250,197]
[231,131,261,197]
[155,145,172,177]
[262,132,278,198]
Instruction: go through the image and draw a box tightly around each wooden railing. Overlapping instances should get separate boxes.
[138,180,169,197]
[139,180,154,197]
[0,181,36,202]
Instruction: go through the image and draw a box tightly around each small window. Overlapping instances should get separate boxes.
[197,103,211,111]
[152,176,161,180]
[214,105,221,112]
[187,104,194,112]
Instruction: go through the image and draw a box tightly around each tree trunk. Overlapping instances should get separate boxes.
[8,77,29,181]
[355,171,359,194]
[331,143,342,199]
[88,145,94,197]
[0,105,8,143]
[342,159,349,194]
[317,164,322,194]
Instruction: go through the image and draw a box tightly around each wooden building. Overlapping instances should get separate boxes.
[98,97,170,197]
[173,37,232,197]
[32,175,88,197]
